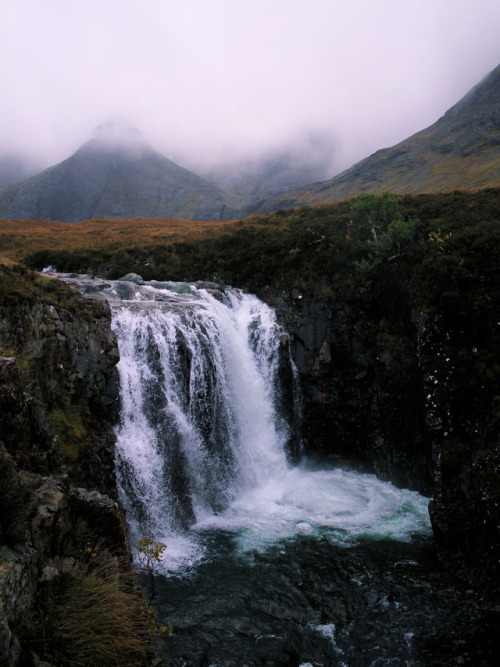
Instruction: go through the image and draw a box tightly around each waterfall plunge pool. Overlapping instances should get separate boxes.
[50,273,484,666]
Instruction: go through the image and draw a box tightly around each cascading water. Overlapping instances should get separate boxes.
[111,279,294,568]
[48,272,484,665]
[53,273,431,569]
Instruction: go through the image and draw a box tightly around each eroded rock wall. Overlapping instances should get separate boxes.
[261,280,500,592]
[0,268,123,665]
[265,282,433,494]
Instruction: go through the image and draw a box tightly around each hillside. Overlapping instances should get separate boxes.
[251,64,500,213]
[0,120,239,223]
[0,154,40,188]
[0,66,499,223]
[2,188,495,289]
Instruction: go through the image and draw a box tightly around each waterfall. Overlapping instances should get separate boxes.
[109,277,295,566]
[49,272,432,574]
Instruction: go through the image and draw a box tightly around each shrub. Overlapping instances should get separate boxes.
[136,537,167,600]
[41,558,150,666]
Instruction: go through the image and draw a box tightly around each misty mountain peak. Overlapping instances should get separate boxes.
[0,115,237,222]
[82,117,151,156]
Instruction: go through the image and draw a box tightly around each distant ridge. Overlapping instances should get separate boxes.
[0,119,238,223]
[249,64,500,213]
[1,66,499,223]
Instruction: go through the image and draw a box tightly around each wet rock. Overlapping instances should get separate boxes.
[0,269,120,492]
[0,359,31,464]
[0,546,38,665]
[260,281,500,592]
[156,535,500,666]
[69,487,130,559]
[30,477,70,560]
[265,283,432,494]
[0,267,125,665]
[0,546,38,627]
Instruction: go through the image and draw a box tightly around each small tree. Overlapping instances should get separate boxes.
[350,192,401,242]
[136,537,167,600]
[351,193,420,279]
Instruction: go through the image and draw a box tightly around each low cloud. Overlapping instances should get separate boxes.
[1,0,499,177]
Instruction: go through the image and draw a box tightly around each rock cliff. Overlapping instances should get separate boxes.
[1,255,498,661]
[262,278,500,593]
[0,265,127,665]
[265,282,432,492]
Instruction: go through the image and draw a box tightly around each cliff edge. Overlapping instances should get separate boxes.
[0,264,148,666]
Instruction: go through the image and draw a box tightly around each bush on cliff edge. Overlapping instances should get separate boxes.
[40,556,151,666]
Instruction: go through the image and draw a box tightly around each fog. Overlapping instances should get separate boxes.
[1,0,499,179]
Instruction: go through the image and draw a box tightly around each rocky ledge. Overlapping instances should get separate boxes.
[0,265,125,666]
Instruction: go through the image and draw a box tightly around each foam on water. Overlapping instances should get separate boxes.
[194,464,431,556]
[50,273,432,575]
[125,463,432,574]
[110,278,431,573]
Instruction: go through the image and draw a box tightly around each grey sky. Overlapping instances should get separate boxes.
[1,0,499,177]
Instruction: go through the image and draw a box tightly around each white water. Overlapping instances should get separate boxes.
[196,465,431,555]
[50,273,432,573]
[110,278,295,569]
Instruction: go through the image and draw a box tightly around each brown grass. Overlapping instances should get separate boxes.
[41,558,151,666]
[0,216,242,262]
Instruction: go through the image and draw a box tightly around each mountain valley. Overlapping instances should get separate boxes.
[1,65,499,223]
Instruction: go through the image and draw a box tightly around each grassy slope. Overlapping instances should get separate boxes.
[0,201,352,284]
[0,190,498,292]
[0,216,239,261]
[259,65,500,210]
[266,134,500,209]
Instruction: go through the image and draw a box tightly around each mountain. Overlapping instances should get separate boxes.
[250,64,500,213]
[202,130,336,201]
[1,66,499,223]
[0,154,40,188]
[0,120,238,222]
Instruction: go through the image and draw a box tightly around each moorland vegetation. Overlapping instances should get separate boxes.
[2,187,496,317]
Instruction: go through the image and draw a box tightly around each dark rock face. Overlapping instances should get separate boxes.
[260,280,500,592]
[0,281,119,491]
[265,282,433,494]
[0,268,124,665]
[0,359,31,464]
[418,313,500,591]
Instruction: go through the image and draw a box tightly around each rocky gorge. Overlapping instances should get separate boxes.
[1,239,499,663]
[265,278,500,594]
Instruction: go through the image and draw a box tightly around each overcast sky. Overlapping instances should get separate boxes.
[1,0,499,177]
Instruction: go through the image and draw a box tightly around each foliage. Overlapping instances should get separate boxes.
[9,187,500,314]
[350,192,420,284]
[136,537,167,600]
[40,558,150,666]
[350,192,402,241]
